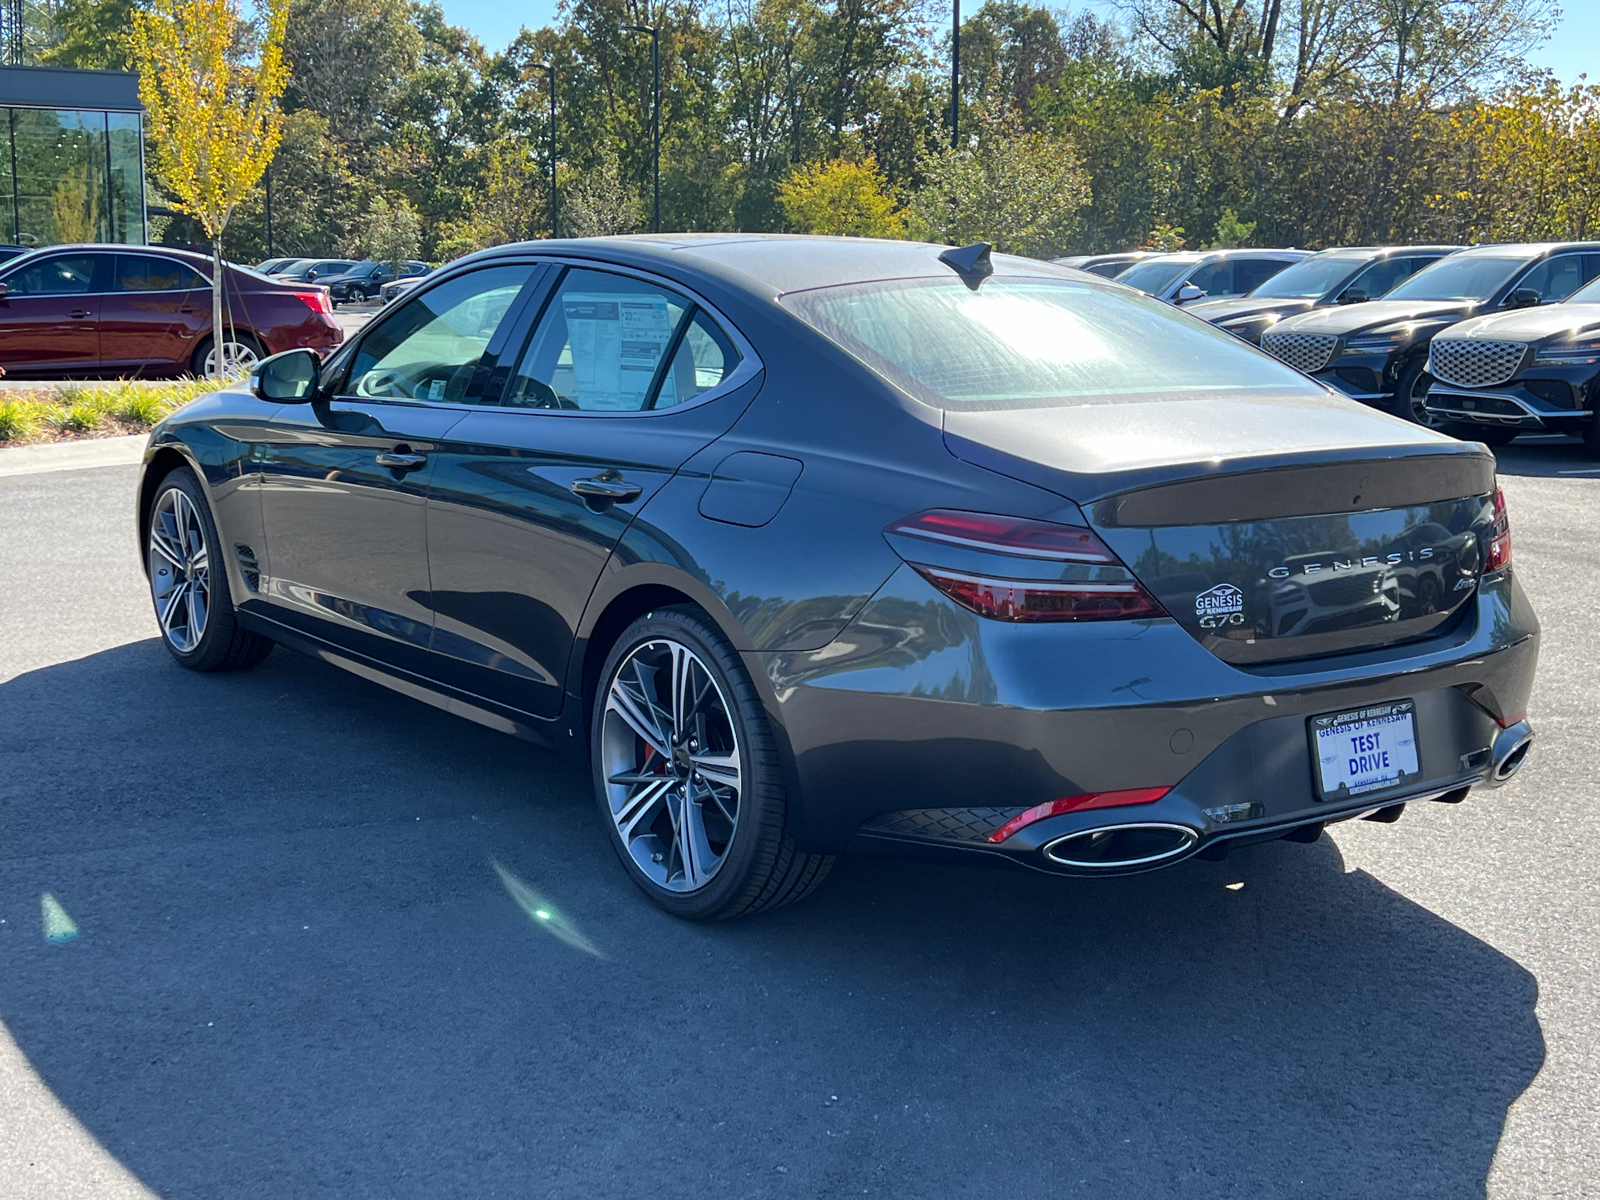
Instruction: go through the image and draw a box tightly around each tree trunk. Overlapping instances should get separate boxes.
[212,231,225,379]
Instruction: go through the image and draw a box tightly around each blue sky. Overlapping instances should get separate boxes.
[438,0,1595,86]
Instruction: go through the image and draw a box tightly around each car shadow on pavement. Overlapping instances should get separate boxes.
[0,640,1543,1199]
[1492,434,1600,478]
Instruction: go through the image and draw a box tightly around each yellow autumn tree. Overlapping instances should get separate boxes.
[130,0,289,376]
[778,157,904,238]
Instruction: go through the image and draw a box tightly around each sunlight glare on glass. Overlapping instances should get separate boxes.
[41,893,79,944]
[490,858,605,959]
[958,288,1115,370]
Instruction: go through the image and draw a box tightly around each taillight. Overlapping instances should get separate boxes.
[884,510,1166,622]
[988,788,1172,843]
[1485,486,1512,573]
[292,289,333,315]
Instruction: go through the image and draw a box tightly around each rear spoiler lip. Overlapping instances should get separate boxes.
[943,427,1495,525]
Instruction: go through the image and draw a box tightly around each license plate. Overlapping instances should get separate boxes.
[1310,700,1421,800]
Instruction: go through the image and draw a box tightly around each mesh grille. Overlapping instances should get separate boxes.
[860,807,1026,843]
[1261,332,1339,374]
[1429,339,1528,388]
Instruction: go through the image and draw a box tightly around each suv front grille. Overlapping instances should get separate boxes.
[1261,333,1339,374]
[1429,339,1528,388]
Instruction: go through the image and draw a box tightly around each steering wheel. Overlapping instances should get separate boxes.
[356,368,416,399]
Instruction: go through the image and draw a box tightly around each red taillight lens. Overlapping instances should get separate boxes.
[885,510,1166,622]
[988,788,1172,843]
[911,566,1164,621]
[1485,486,1512,573]
[292,289,333,315]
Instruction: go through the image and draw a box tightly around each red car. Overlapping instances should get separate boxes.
[0,244,342,378]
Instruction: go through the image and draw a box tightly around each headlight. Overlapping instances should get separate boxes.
[1534,339,1600,365]
[1342,330,1409,353]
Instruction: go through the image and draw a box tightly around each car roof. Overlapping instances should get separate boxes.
[470,234,1077,296]
[1455,241,1600,257]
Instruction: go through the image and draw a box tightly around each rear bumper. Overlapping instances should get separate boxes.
[755,564,1539,857]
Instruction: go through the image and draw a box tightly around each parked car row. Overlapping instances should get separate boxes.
[256,256,432,305]
[0,244,342,378]
[1057,240,1600,453]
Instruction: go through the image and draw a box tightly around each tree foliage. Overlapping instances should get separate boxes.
[777,157,903,236]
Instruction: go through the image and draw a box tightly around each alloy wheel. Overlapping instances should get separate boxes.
[148,487,211,653]
[204,339,261,378]
[1407,369,1445,428]
[601,638,743,893]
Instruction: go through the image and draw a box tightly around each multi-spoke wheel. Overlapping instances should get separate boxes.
[1388,358,1445,428]
[145,467,274,671]
[602,638,742,893]
[194,333,265,379]
[593,607,832,919]
[149,485,211,653]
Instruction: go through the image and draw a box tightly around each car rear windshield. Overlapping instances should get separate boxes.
[781,276,1321,410]
[1248,255,1364,299]
[1112,259,1192,294]
[1384,255,1526,302]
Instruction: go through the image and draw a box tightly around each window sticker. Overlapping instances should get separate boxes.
[563,292,676,410]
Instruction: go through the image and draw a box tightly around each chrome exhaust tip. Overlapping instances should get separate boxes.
[1485,720,1534,786]
[1043,822,1199,869]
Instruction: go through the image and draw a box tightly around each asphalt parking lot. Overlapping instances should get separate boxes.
[0,436,1595,1199]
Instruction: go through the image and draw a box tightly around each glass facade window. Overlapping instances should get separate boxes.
[0,106,145,247]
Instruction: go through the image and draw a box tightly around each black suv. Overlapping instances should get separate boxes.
[320,259,430,304]
[1262,242,1600,424]
[1187,246,1460,345]
[1424,273,1600,451]
[1113,248,1311,305]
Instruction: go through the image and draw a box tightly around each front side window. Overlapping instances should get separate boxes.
[782,276,1320,410]
[1347,257,1415,299]
[4,254,100,295]
[115,255,206,292]
[1184,260,1235,297]
[503,268,697,411]
[1386,255,1527,302]
[1234,258,1295,294]
[345,265,533,403]
[1512,254,1588,303]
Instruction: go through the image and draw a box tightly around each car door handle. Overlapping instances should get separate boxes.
[375,451,428,470]
[68,309,92,319]
[569,471,643,504]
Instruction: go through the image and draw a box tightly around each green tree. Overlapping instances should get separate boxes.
[562,147,644,237]
[907,104,1090,257]
[778,157,903,236]
[130,0,290,376]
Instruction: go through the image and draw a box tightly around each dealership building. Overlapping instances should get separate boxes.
[0,65,145,248]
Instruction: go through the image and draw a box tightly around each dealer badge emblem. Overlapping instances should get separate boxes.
[1195,583,1246,629]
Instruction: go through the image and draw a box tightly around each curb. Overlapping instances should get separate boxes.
[0,434,148,479]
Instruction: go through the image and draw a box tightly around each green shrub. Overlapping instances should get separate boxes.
[0,399,40,442]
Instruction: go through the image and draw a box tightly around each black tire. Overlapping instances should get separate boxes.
[591,606,832,920]
[145,467,274,672]
[190,331,266,378]
[1384,357,1444,428]
[1442,421,1519,447]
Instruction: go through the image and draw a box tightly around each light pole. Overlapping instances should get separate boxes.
[624,23,660,233]
[529,61,557,238]
[951,0,960,149]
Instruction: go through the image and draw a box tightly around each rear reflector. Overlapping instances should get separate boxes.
[1485,486,1512,573]
[292,289,333,315]
[988,787,1172,843]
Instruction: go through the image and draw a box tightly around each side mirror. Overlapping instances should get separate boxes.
[1338,288,1369,305]
[1175,283,1205,303]
[250,348,321,402]
[1506,287,1541,309]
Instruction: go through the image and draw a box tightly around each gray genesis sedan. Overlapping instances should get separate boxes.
[135,235,1539,919]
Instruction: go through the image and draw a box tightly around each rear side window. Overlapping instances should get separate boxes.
[656,312,742,408]
[115,255,206,292]
[5,254,100,295]
[782,276,1320,410]
[1235,258,1293,294]
[1348,257,1413,299]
